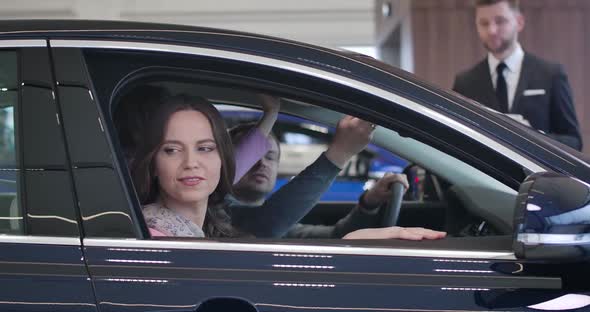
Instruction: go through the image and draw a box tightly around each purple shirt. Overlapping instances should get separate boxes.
[233,127,271,184]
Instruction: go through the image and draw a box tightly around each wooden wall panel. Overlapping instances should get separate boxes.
[408,0,590,153]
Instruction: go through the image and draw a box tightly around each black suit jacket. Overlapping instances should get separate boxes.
[452,53,583,150]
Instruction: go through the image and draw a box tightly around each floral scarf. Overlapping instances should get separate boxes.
[142,203,205,237]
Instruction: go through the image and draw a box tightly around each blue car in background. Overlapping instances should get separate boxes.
[221,108,409,202]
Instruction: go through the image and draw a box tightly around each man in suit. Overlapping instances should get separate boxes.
[452,0,582,150]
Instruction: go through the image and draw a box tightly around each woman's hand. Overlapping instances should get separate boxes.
[342,226,446,240]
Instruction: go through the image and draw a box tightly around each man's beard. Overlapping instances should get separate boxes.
[484,36,514,56]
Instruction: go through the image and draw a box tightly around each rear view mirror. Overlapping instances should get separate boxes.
[513,172,590,261]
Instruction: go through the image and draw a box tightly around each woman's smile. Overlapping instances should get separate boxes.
[178,175,205,187]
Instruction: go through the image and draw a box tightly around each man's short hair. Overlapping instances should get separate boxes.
[475,0,520,11]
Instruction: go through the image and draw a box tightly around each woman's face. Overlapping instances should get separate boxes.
[154,110,221,208]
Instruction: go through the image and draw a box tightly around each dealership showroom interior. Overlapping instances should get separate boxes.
[0,0,589,311]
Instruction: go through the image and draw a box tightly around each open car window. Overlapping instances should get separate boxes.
[78,47,529,254]
[219,106,409,202]
[110,78,516,241]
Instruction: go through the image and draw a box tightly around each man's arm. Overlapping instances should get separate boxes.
[231,116,375,238]
[284,173,409,239]
[232,128,271,183]
[451,75,462,93]
[255,94,280,137]
[330,173,409,238]
[283,192,383,239]
[284,223,336,239]
[548,65,583,150]
[452,72,468,95]
[231,152,341,238]
[232,95,280,183]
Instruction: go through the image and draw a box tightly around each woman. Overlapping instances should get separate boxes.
[115,85,278,184]
[131,94,445,240]
[132,94,240,237]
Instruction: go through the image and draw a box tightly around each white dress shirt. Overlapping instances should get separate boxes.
[487,43,524,112]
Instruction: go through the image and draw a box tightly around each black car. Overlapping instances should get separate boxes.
[0,20,589,312]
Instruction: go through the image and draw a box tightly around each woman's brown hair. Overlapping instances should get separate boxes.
[131,94,240,237]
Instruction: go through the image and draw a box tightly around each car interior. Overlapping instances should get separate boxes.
[112,78,520,242]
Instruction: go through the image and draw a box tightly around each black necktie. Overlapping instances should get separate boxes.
[496,62,508,113]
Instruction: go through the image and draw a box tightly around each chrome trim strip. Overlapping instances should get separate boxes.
[0,39,46,47]
[257,302,488,311]
[84,238,516,260]
[0,235,80,246]
[518,233,590,245]
[50,39,544,173]
[1,29,580,167]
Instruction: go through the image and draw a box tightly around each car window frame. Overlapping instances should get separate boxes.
[69,40,544,174]
[68,39,549,258]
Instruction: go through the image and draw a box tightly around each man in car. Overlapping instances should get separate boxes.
[227,123,440,239]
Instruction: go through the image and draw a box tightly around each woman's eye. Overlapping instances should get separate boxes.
[197,145,216,152]
[163,147,180,155]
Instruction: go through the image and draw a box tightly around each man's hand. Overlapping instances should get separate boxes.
[343,226,446,240]
[506,114,531,127]
[256,94,280,136]
[363,173,409,207]
[325,116,375,169]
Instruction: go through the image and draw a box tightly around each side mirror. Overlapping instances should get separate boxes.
[513,172,590,261]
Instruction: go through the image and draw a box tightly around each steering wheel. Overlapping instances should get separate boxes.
[381,182,405,227]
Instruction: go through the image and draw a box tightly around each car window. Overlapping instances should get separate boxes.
[2,48,90,238]
[0,48,85,237]
[51,47,137,238]
[0,51,19,234]
[111,80,511,238]
[84,47,523,246]
[222,107,409,202]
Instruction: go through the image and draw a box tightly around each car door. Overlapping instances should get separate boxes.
[50,37,587,312]
[0,42,97,311]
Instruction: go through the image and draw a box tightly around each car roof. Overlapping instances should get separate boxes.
[1,19,588,179]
